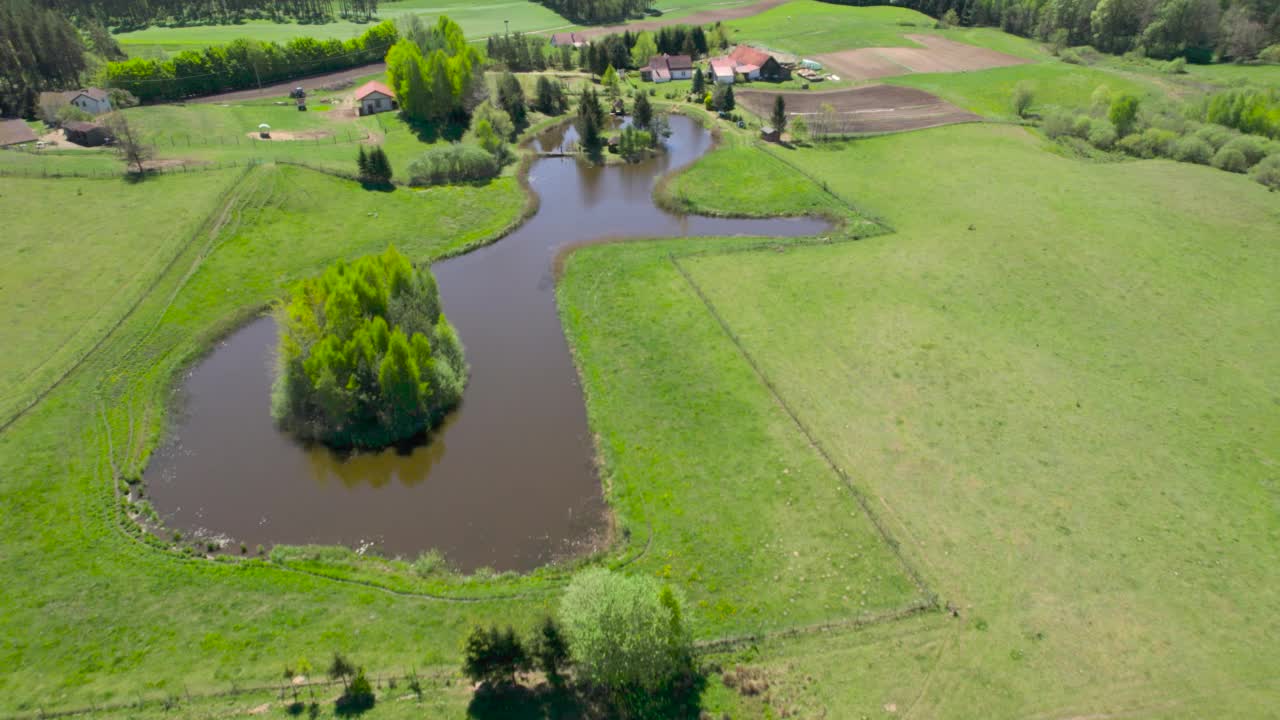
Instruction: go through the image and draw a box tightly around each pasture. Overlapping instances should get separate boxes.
[584,122,1280,717]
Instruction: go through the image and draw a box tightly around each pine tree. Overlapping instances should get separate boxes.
[498,71,527,126]
[357,145,371,180]
[633,91,652,131]
[691,67,705,96]
[771,94,787,132]
[371,147,392,184]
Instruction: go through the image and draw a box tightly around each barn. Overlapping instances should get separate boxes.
[0,119,37,147]
[64,121,110,147]
[355,81,397,116]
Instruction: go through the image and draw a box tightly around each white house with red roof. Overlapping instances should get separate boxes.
[355,81,397,116]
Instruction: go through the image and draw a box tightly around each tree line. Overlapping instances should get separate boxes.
[820,0,1279,60]
[41,0,378,29]
[536,0,655,24]
[101,21,396,102]
[0,0,88,117]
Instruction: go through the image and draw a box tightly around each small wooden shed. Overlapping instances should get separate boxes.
[64,121,110,147]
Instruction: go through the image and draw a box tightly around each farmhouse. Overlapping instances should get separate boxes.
[355,81,397,116]
[550,32,587,48]
[41,88,112,116]
[0,118,37,147]
[64,121,110,147]
[641,54,694,83]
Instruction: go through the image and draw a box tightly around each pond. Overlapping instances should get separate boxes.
[144,114,829,572]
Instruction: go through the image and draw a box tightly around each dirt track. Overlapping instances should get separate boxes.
[737,84,980,134]
[817,34,1029,82]
[190,62,386,104]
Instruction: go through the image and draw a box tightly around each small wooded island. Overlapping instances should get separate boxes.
[272,246,467,449]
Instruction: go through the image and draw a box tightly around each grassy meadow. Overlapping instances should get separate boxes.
[576,123,1280,716]
[3,0,1279,716]
[0,170,243,423]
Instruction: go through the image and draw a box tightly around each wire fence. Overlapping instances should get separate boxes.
[0,159,267,180]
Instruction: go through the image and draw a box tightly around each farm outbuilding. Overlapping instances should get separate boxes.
[40,88,112,116]
[355,81,397,116]
[550,32,587,48]
[728,46,792,82]
[760,126,781,142]
[0,118,37,147]
[64,121,110,147]
[709,59,737,84]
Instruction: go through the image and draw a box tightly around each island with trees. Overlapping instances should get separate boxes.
[272,246,467,449]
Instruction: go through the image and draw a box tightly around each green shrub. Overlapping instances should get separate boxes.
[336,668,375,713]
[560,568,693,692]
[273,246,467,449]
[407,143,499,186]
[1172,135,1213,164]
[1161,57,1186,74]
[1220,135,1266,166]
[1137,127,1178,157]
[1205,88,1280,139]
[1117,133,1146,156]
[462,625,529,687]
[1059,48,1084,64]
[412,549,449,577]
[1109,94,1141,136]
[1249,154,1280,189]
[1072,115,1093,138]
[1011,81,1035,118]
[1211,146,1250,172]
[1088,121,1118,150]
[1193,124,1236,150]
[1261,44,1280,64]
[1042,111,1074,138]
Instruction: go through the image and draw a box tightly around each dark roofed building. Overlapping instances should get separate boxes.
[0,119,38,147]
[727,46,791,82]
[64,121,110,147]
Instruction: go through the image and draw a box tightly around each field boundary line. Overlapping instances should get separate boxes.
[669,251,938,608]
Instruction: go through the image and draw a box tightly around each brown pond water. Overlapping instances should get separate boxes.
[144,115,829,572]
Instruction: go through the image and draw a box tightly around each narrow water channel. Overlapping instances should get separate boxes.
[144,115,829,572]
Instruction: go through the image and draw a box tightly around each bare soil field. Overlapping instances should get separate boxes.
[737,84,980,133]
[817,34,1030,81]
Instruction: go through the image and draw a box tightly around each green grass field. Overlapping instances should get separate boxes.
[0,170,243,423]
[113,0,765,57]
[887,60,1162,118]
[566,124,1280,717]
[5,1,1280,716]
[726,1,932,55]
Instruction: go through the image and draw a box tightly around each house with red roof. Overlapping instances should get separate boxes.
[354,81,397,116]
[641,54,694,83]
[708,46,792,84]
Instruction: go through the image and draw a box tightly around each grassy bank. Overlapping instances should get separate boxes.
[559,123,1280,717]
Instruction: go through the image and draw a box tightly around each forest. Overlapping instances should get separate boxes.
[819,0,1279,60]
[0,0,88,116]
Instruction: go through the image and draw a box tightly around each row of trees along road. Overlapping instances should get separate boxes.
[820,0,1280,61]
[103,21,398,102]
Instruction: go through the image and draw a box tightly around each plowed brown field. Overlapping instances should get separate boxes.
[736,84,980,134]
[817,34,1030,81]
